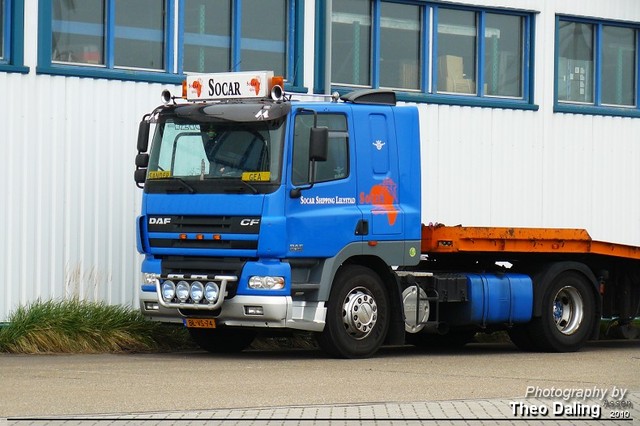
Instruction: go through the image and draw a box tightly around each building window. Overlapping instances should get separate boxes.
[437,8,525,98]
[380,2,421,91]
[556,17,639,115]
[52,0,167,69]
[114,0,165,70]
[40,0,176,82]
[183,0,232,73]
[181,0,299,87]
[40,0,304,86]
[437,8,477,95]
[331,0,371,87]
[0,0,28,73]
[323,1,534,108]
[52,0,105,65]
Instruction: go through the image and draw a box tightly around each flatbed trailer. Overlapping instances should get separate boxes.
[402,224,640,351]
[422,225,640,260]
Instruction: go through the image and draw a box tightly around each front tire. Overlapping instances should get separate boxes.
[317,266,390,358]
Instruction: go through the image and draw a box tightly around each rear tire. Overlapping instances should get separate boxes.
[527,271,596,352]
[188,328,256,353]
[317,266,390,358]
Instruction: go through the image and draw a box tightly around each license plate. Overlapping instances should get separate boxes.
[184,318,216,329]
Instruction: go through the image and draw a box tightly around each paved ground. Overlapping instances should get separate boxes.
[4,394,639,425]
[1,340,638,425]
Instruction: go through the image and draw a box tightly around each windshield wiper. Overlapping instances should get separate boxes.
[208,177,259,194]
[236,179,259,194]
[162,177,196,194]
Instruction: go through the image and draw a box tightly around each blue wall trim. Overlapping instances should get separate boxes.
[554,103,640,118]
[0,0,29,72]
[35,65,185,84]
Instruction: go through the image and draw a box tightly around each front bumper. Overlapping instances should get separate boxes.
[139,287,326,332]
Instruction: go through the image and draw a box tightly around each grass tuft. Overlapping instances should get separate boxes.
[0,299,191,354]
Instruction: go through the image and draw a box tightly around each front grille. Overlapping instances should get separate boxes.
[149,238,258,250]
[161,256,245,277]
[146,215,260,252]
[148,215,260,234]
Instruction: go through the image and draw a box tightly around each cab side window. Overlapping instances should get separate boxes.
[292,113,349,186]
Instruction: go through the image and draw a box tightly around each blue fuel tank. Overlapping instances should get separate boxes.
[463,273,533,325]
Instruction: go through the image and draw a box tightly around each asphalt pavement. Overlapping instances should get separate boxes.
[1,340,638,425]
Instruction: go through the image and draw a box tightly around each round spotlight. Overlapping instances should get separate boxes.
[190,281,204,303]
[176,281,190,302]
[161,280,176,302]
[205,282,220,303]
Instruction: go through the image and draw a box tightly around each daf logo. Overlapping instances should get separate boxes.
[149,217,172,225]
[240,219,260,226]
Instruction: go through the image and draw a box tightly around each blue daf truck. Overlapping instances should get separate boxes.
[135,71,640,358]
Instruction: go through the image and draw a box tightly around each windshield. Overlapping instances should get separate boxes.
[145,110,286,194]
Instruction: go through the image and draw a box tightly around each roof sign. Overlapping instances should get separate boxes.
[185,71,274,101]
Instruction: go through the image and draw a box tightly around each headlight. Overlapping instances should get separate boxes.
[161,280,176,302]
[204,282,220,303]
[190,281,204,302]
[176,281,190,302]
[248,276,285,290]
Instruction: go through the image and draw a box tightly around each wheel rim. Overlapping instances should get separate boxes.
[552,286,584,335]
[342,286,378,340]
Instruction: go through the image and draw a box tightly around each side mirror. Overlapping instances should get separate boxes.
[135,153,149,168]
[309,127,328,162]
[137,120,150,152]
[134,168,147,185]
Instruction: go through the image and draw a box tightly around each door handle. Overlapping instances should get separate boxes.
[355,220,369,236]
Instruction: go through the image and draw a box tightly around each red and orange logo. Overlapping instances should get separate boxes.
[190,78,203,97]
[360,178,399,226]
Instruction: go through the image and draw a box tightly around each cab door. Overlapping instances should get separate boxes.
[352,108,403,238]
[285,107,363,258]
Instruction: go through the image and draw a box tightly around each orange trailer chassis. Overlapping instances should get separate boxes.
[422,224,640,261]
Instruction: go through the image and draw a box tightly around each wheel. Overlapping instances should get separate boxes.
[188,328,256,353]
[527,271,597,352]
[317,266,390,358]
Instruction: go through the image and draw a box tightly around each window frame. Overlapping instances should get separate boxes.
[37,0,304,88]
[554,15,640,118]
[291,111,350,186]
[0,0,28,73]
[315,0,537,111]
[177,0,305,92]
[37,0,180,83]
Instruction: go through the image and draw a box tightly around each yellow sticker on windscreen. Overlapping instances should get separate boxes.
[148,170,172,179]
[242,172,270,182]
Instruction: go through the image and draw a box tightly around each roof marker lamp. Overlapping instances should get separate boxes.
[248,276,285,290]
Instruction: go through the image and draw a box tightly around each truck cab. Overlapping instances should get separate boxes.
[135,72,422,357]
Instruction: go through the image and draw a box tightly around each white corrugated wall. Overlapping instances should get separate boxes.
[0,71,179,321]
[419,0,640,247]
[1,0,639,321]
